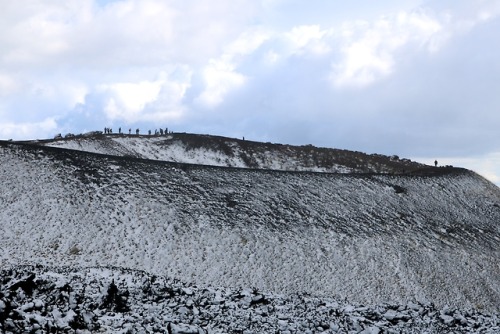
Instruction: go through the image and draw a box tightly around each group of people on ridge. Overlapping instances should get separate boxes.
[104,127,170,136]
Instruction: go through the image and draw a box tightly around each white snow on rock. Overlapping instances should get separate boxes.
[1,265,498,333]
[1,141,499,315]
[1,136,500,333]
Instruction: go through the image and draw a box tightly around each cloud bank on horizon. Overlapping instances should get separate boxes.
[1,0,499,184]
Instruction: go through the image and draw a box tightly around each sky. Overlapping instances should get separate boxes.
[1,0,499,185]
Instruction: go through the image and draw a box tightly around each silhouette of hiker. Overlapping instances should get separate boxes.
[434,160,438,167]
[136,128,139,135]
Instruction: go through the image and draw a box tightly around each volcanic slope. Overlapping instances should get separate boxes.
[1,140,500,314]
[35,132,425,173]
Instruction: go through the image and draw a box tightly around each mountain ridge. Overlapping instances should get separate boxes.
[25,131,429,174]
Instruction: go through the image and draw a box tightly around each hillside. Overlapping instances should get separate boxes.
[31,132,426,173]
[0,137,500,333]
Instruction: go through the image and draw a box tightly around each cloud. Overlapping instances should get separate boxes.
[0,73,20,96]
[71,66,192,126]
[1,0,500,187]
[285,25,330,55]
[0,0,261,69]
[331,10,443,87]
[195,28,270,108]
[175,2,500,166]
[0,0,262,134]
[100,80,164,121]
[0,118,58,140]
[196,60,246,108]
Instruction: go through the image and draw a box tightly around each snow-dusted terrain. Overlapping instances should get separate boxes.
[35,132,425,173]
[2,265,498,333]
[1,136,500,332]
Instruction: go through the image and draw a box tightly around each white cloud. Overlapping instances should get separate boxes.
[85,65,193,124]
[0,118,58,140]
[331,10,443,87]
[0,0,264,126]
[98,72,191,123]
[0,0,91,67]
[226,28,271,57]
[285,25,331,55]
[196,28,270,108]
[0,74,20,96]
[0,0,261,70]
[100,80,163,119]
[264,50,280,65]
[196,59,246,108]
[143,68,193,122]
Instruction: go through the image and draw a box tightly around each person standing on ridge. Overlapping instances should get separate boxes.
[434,160,438,167]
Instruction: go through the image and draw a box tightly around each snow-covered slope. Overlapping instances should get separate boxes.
[35,132,425,173]
[1,140,499,318]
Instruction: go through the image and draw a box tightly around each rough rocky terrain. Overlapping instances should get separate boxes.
[1,134,499,333]
[1,266,499,333]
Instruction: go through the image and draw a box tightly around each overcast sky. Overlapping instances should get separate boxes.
[1,0,499,185]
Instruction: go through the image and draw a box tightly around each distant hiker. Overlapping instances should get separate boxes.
[155,129,158,135]
[160,128,164,135]
[148,130,151,135]
[165,127,168,134]
[119,127,121,134]
[434,160,438,167]
[136,128,139,135]
[129,128,131,135]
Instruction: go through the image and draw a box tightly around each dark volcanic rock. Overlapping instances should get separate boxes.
[0,265,498,333]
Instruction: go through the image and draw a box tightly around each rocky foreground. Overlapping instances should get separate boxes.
[1,266,498,333]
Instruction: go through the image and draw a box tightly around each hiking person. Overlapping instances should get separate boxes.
[434,160,438,167]
[136,128,139,135]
